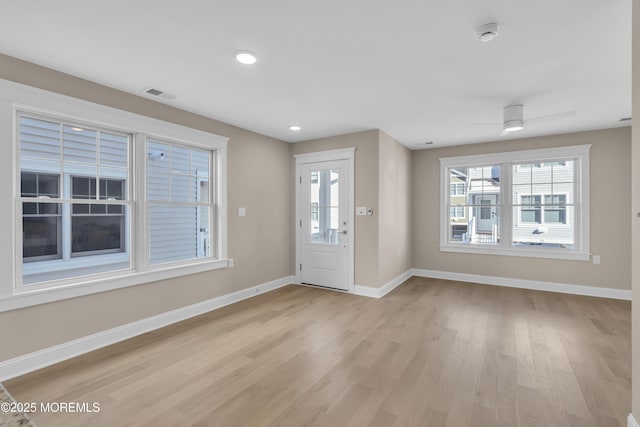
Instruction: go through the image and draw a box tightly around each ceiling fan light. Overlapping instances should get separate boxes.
[503,120,524,132]
[502,105,524,133]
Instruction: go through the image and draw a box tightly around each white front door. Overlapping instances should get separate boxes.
[476,195,497,232]
[298,160,350,291]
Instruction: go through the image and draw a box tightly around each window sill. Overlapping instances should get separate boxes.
[439,244,590,261]
[23,252,131,284]
[1,258,231,313]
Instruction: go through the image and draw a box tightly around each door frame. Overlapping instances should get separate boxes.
[294,148,355,292]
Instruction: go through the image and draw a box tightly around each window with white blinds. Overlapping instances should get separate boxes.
[3,79,228,310]
[146,139,213,265]
[15,108,224,293]
[19,114,131,284]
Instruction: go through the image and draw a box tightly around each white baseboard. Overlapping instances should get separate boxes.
[411,268,632,300]
[354,269,412,299]
[0,275,295,382]
[353,284,380,298]
[629,414,640,427]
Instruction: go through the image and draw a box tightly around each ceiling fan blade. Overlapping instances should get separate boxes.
[525,111,576,124]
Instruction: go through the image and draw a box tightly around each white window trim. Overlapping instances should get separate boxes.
[439,145,591,261]
[0,79,229,312]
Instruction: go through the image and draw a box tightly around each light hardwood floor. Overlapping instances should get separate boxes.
[5,278,631,427]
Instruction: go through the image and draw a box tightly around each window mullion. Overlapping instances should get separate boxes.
[501,161,512,249]
[573,157,581,252]
[443,165,451,245]
[135,133,147,272]
[62,174,71,260]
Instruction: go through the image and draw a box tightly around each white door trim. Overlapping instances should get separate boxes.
[295,148,355,292]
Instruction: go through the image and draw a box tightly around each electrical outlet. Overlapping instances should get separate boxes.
[238,207,246,217]
[228,258,234,268]
[592,255,600,265]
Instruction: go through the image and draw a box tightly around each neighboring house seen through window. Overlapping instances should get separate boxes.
[21,172,61,260]
[439,145,590,260]
[71,176,126,254]
[146,139,213,265]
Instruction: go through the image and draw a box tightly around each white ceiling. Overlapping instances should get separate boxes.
[0,0,632,148]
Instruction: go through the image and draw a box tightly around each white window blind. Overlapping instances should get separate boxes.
[18,114,131,284]
[4,79,229,311]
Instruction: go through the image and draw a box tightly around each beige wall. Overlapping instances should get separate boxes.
[632,0,639,420]
[378,131,412,285]
[290,130,380,286]
[0,54,293,362]
[413,127,632,289]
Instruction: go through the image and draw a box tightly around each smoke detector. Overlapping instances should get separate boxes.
[476,23,499,42]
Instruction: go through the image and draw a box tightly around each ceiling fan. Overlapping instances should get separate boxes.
[471,104,576,136]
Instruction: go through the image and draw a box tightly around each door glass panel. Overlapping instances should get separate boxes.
[480,200,491,220]
[310,168,340,245]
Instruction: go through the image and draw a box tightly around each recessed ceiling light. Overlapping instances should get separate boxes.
[289,125,302,132]
[235,50,257,65]
[476,23,499,42]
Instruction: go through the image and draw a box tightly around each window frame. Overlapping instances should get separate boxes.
[439,145,590,261]
[1,79,229,312]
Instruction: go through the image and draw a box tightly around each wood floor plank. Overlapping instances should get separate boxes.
[3,281,631,427]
